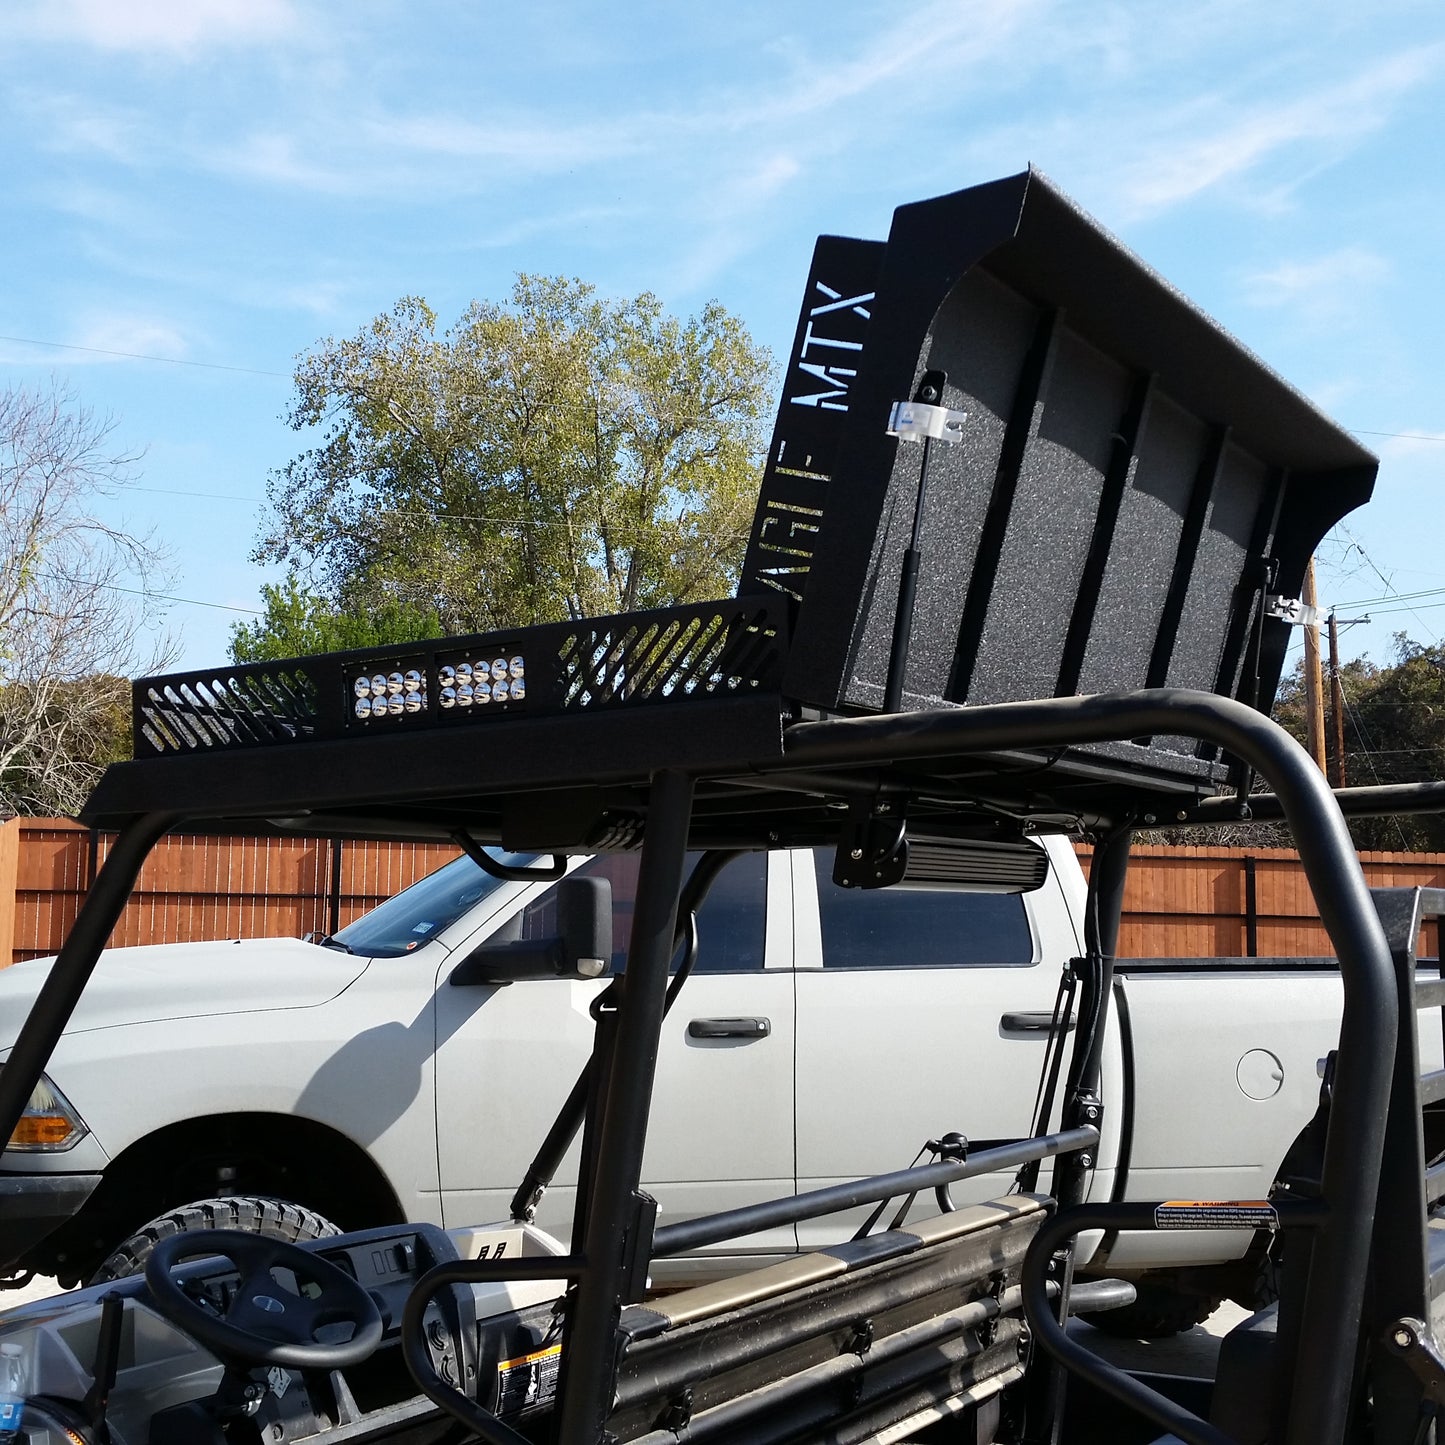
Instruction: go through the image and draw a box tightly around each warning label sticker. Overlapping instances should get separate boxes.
[496,1342,562,1416]
[1153,1200,1279,1230]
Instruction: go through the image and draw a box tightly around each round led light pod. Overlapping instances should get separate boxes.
[455,662,473,684]
[456,684,473,707]
[491,658,507,680]
[387,672,405,696]
[493,680,510,702]
[509,677,525,700]
[387,695,404,715]
[370,673,388,694]
[404,691,423,713]
[403,669,422,692]
[438,665,456,688]
[509,656,525,679]
[353,676,372,699]
[439,687,456,709]
[474,680,491,703]
[354,697,372,719]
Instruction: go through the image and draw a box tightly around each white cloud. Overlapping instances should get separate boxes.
[10,0,298,55]
[1242,248,1390,315]
[1113,45,1445,218]
[368,113,642,168]
[706,0,1048,137]
[217,132,356,192]
[666,154,804,295]
[1375,429,1445,463]
[0,316,189,369]
[69,314,192,363]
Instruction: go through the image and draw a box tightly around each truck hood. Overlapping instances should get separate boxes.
[0,939,370,1049]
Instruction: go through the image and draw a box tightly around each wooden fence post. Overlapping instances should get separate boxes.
[0,819,21,968]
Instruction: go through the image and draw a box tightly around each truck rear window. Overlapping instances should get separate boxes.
[813,853,1034,968]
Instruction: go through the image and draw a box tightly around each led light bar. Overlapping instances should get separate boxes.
[352,667,428,722]
[345,652,526,728]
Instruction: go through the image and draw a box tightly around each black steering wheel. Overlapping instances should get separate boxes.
[144,1230,384,1370]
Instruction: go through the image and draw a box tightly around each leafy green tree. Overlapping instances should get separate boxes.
[1139,634,1445,850]
[253,278,774,635]
[229,579,441,663]
[1273,633,1445,850]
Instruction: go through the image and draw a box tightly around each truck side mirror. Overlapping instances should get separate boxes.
[449,877,613,987]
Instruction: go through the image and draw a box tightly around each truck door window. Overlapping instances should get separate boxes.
[513,852,768,973]
[331,852,528,958]
[812,852,1034,968]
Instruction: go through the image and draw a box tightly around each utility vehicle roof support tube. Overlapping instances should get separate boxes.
[555,770,696,1445]
[509,850,738,1225]
[0,810,180,1152]
[780,687,1396,1445]
[1020,1200,1331,1445]
[1053,827,1132,1210]
[650,1129,1096,1256]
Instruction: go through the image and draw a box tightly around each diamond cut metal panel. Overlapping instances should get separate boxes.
[131,601,787,759]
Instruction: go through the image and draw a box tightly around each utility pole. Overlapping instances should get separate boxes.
[1327,610,1347,788]
[1302,559,1328,775]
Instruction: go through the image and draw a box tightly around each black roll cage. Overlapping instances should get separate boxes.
[0,685,1410,1445]
[0,166,1426,1443]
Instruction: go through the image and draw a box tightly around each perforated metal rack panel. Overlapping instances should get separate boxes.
[132,599,786,758]
[749,169,1376,779]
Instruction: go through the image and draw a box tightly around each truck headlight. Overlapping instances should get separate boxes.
[1,1071,89,1152]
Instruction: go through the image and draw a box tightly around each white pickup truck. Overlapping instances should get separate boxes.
[0,836,1350,1333]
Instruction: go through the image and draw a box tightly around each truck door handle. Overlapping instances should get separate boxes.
[1000,1011,1076,1034]
[688,1017,771,1040]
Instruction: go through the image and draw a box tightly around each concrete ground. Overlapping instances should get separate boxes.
[1,1274,73,1308]
[1072,1300,1250,1377]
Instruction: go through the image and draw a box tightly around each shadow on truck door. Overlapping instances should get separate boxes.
[793,849,1080,1247]
[432,851,798,1256]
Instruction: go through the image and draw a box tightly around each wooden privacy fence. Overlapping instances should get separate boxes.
[0,821,1443,965]
[0,819,460,966]
[1087,844,1445,960]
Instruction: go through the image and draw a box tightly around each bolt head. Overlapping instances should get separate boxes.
[850,847,863,860]
[1079,1153,1095,1168]
[1394,1325,1415,1348]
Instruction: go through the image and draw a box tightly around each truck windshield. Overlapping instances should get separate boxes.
[330,851,537,959]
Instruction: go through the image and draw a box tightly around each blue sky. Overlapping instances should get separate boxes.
[2,0,1442,675]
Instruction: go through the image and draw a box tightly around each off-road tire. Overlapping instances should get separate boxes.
[1078,1279,1222,1339]
[88,1196,341,1285]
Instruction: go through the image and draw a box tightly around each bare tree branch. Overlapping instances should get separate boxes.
[0,381,176,816]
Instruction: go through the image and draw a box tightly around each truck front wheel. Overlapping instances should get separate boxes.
[88,1196,341,1285]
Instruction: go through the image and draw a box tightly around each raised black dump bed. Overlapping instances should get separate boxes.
[3,170,1442,1445]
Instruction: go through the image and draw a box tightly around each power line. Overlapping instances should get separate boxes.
[108,584,263,615]
[1335,584,1445,609]
[122,483,752,542]
[0,334,286,378]
[1337,672,1414,849]
[1350,429,1445,442]
[1363,600,1445,618]
[4,329,1445,442]
[1332,527,1438,643]
[35,570,262,615]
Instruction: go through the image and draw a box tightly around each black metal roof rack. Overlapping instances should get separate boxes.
[87,169,1375,846]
